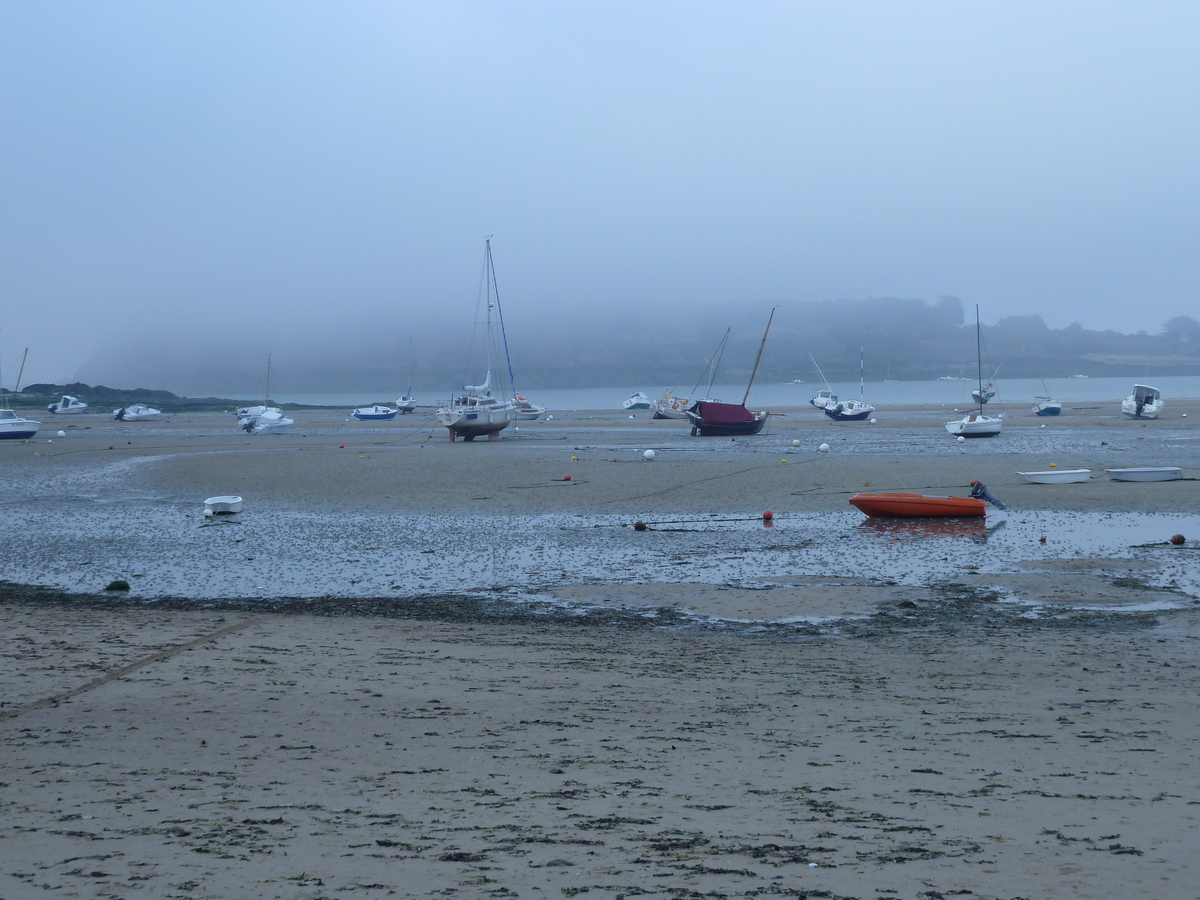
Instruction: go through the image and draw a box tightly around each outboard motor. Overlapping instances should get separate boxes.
[969,479,1006,510]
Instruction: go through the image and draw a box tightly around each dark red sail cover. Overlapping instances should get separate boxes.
[692,401,755,423]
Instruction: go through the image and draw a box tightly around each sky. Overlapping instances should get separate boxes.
[1,1,1198,391]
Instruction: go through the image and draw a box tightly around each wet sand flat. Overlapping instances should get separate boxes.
[2,404,1200,898]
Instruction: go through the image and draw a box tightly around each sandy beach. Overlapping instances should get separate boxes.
[2,403,1199,899]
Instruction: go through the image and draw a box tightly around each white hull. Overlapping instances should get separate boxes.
[1106,467,1182,482]
[651,394,691,419]
[204,495,243,514]
[512,395,545,420]
[396,395,418,413]
[436,398,514,439]
[47,395,88,414]
[1017,469,1091,484]
[945,413,1002,437]
[1122,384,1163,419]
[238,408,293,433]
[0,409,40,439]
[622,392,652,410]
[113,403,162,421]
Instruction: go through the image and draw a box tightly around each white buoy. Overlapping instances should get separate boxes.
[869,418,877,424]
[818,442,830,453]
[547,415,554,419]
[643,449,656,460]
[203,508,214,519]
[1040,423,1046,428]
[792,439,800,447]
[957,435,965,443]
[629,415,635,419]
[57,430,67,438]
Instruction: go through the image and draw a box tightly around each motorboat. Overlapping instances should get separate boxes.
[0,408,40,439]
[809,389,837,411]
[687,308,776,437]
[112,403,162,421]
[1121,384,1163,419]
[512,394,546,420]
[622,392,652,410]
[353,405,398,421]
[436,240,518,441]
[946,306,1002,438]
[1106,467,1182,482]
[47,394,88,414]
[1017,469,1091,484]
[204,495,243,515]
[1033,397,1062,416]
[849,492,986,518]
[824,347,875,422]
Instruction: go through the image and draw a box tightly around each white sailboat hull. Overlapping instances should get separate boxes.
[945,413,1003,437]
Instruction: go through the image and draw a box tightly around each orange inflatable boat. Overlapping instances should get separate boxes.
[849,492,987,518]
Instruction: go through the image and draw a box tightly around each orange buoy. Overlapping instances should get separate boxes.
[1170,534,1185,545]
[339,444,345,448]
[563,474,571,481]
[762,510,773,521]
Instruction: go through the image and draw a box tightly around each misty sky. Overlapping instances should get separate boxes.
[2,2,1198,390]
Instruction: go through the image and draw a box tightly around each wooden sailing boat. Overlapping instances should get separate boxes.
[685,308,776,436]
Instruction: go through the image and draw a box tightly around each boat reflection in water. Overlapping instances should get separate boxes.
[856,517,1005,540]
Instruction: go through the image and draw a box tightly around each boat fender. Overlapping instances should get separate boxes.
[969,479,1006,510]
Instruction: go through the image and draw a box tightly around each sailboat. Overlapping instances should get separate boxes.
[1032,378,1061,416]
[652,327,731,420]
[237,353,294,433]
[945,306,1002,437]
[685,308,776,436]
[824,347,875,422]
[397,337,418,413]
[436,239,517,441]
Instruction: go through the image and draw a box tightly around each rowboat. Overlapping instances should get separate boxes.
[849,492,986,518]
[204,495,243,514]
[1017,469,1091,484]
[1106,467,1182,482]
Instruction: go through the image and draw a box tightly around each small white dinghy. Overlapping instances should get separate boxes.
[1106,467,1182,482]
[1017,469,1091,484]
[204,495,243,514]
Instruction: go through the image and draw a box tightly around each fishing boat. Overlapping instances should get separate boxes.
[237,354,294,433]
[513,394,546,420]
[0,408,40,439]
[1106,467,1181,482]
[824,347,875,422]
[1121,384,1163,419]
[112,403,162,421]
[686,308,776,437]
[352,405,397,421]
[1017,469,1091,484]
[622,392,652,410]
[945,306,1002,438]
[47,394,88,414]
[436,239,518,441]
[849,492,986,518]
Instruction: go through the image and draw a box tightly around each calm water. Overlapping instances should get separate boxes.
[277,375,1200,411]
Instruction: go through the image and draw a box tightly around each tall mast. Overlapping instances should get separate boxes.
[742,306,778,406]
[265,353,271,406]
[486,239,517,397]
[15,348,27,395]
[859,346,865,400]
[975,304,983,411]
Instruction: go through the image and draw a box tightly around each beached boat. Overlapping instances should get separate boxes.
[809,388,837,411]
[204,495,243,514]
[396,393,417,413]
[622,392,652,410]
[1017,469,1091,484]
[686,308,775,437]
[1106,467,1181,482]
[849,492,987,518]
[512,394,546,420]
[352,405,398,421]
[946,306,1002,438]
[47,394,88,414]
[112,403,162,421]
[824,348,875,422]
[0,408,40,439]
[237,354,294,433]
[1033,397,1062,416]
[651,391,690,419]
[436,239,517,441]
[1121,384,1163,419]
